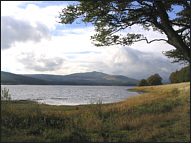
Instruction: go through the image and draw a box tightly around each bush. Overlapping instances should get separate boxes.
[137,79,148,86]
[1,88,11,101]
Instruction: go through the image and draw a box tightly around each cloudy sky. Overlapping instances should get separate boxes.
[1,1,186,82]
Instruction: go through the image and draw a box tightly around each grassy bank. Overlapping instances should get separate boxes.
[1,82,190,142]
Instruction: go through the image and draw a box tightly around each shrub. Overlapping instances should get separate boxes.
[1,88,11,101]
[76,106,79,110]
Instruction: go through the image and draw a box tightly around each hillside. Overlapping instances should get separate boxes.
[22,71,109,82]
[62,71,109,81]
[21,74,65,82]
[104,75,139,84]
[1,71,139,85]
[1,71,48,85]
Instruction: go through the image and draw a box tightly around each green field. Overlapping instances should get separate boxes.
[1,82,190,142]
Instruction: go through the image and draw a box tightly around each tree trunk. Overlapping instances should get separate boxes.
[154,1,190,63]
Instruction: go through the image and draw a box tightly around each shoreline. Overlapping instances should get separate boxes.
[127,88,148,94]
[3,82,189,109]
[6,89,141,107]
[5,82,189,107]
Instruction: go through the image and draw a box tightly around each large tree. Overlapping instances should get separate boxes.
[58,1,190,64]
[146,73,162,85]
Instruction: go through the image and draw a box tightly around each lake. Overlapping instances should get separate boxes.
[1,85,138,105]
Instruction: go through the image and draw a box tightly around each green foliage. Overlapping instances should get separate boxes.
[58,1,190,63]
[163,49,189,65]
[137,79,148,86]
[138,74,162,87]
[1,88,11,101]
[134,97,181,115]
[146,74,162,86]
[169,66,190,83]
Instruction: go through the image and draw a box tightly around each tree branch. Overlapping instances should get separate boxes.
[171,22,190,28]
[133,37,168,43]
[175,27,188,33]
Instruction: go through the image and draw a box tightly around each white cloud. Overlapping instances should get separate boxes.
[1,1,24,16]
[46,46,182,82]
[17,52,66,72]
[1,16,51,50]
[1,1,67,30]
[1,1,185,82]
[116,24,175,54]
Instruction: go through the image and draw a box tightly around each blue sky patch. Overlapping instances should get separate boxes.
[66,55,76,59]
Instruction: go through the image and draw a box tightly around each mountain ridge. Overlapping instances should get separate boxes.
[1,71,139,86]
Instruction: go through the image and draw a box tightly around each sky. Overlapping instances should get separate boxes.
[1,1,186,82]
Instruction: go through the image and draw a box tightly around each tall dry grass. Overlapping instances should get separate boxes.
[1,82,190,142]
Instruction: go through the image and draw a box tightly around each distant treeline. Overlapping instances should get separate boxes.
[137,65,190,86]
[137,73,162,87]
[169,65,190,83]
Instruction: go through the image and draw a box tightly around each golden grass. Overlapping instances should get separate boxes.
[94,82,190,141]
[1,82,190,142]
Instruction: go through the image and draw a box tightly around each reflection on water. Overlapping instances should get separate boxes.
[1,85,138,105]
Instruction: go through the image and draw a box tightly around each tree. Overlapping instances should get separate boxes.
[169,65,190,83]
[146,74,162,86]
[163,49,189,65]
[58,1,190,64]
[137,79,148,86]
[169,71,177,83]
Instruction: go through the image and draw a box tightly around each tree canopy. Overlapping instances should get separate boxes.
[137,79,148,86]
[137,73,162,86]
[146,74,162,86]
[58,1,190,64]
[169,65,190,83]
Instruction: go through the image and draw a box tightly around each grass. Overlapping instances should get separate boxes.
[1,82,190,142]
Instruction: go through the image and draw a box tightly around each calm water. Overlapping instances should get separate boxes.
[1,85,138,105]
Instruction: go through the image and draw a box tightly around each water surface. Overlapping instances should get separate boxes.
[1,85,138,105]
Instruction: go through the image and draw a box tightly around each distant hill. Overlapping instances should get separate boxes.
[1,71,48,85]
[22,71,109,82]
[1,71,139,86]
[61,71,109,81]
[21,74,65,82]
[104,75,139,84]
